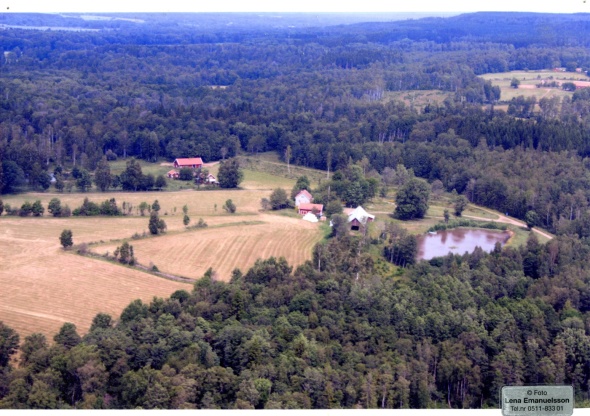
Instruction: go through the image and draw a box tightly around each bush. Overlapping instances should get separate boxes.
[19,201,33,217]
[59,229,73,249]
[270,188,291,210]
[223,199,237,213]
[31,200,44,217]
[73,198,100,216]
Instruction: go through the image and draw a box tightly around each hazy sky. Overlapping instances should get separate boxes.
[1,0,589,14]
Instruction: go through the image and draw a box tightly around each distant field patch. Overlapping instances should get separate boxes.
[479,70,590,106]
[383,90,453,109]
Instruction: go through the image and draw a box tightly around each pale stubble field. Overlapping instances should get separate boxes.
[0,173,324,341]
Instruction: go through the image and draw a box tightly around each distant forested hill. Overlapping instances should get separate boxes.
[2,12,590,233]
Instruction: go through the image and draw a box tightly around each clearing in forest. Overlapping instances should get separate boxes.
[0,169,322,340]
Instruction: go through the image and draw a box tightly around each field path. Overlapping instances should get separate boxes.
[463,207,553,240]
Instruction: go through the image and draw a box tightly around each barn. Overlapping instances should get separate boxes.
[173,157,204,169]
[347,206,375,230]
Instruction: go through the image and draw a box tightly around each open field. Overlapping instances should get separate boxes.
[382,90,453,109]
[1,187,270,219]
[93,213,324,282]
[0,176,323,340]
[479,70,589,105]
[0,216,189,341]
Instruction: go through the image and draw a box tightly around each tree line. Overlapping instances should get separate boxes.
[1,229,590,409]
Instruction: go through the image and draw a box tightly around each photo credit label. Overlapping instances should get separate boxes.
[502,386,574,416]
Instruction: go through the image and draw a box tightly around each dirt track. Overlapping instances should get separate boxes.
[463,207,553,240]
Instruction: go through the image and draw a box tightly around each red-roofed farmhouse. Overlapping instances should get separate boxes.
[173,157,203,169]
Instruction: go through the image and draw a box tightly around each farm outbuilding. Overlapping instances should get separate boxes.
[173,157,203,169]
[347,206,375,230]
[167,170,180,179]
[298,203,323,216]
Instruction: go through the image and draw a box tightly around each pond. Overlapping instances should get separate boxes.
[417,228,511,261]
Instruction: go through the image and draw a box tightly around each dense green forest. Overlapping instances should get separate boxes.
[2,12,590,409]
[1,233,590,409]
[2,13,590,233]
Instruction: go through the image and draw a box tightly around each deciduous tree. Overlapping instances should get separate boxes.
[270,188,290,210]
[394,178,430,220]
[60,229,73,249]
[218,159,243,189]
[94,157,112,192]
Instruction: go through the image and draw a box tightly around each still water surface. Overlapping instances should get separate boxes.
[417,228,511,260]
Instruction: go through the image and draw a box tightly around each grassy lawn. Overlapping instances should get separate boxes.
[241,169,296,190]
[237,153,327,185]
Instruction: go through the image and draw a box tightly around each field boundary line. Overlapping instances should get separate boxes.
[72,249,196,284]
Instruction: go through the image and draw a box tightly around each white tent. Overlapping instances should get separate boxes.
[302,212,319,223]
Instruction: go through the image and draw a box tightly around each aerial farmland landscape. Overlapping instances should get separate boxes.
[1,7,590,411]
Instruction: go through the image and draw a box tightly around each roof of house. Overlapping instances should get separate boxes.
[299,203,324,212]
[347,206,375,225]
[295,189,313,200]
[174,157,203,166]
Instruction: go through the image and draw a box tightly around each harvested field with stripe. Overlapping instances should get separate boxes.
[0,177,324,341]
[0,217,189,341]
[94,213,324,282]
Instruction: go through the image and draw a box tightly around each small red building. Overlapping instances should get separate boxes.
[167,169,180,179]
[298,203,323,216]
[173,157,203,169]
